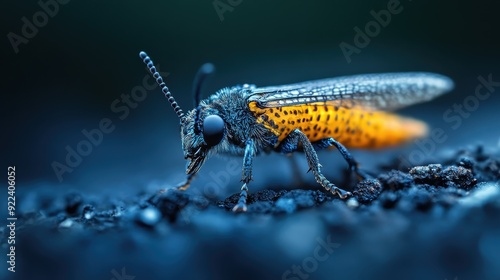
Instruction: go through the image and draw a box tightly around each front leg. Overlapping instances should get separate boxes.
[285,129,352,199]
[176,173,196,191]
[232,139,255,212]
[233,139,255,212]
[153,173,196,195]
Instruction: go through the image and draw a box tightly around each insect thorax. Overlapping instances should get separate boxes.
[182,87,279,157]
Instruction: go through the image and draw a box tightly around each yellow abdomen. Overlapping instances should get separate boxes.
[248,101,428,149]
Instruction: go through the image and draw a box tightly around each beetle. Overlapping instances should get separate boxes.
[139,51,454,212]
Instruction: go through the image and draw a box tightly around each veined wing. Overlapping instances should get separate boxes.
[246,72,454,111]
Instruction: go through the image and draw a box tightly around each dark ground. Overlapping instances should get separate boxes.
[2,145,500,280]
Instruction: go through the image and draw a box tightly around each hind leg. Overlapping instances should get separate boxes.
[312,138,372,180]
[277,129,352,198]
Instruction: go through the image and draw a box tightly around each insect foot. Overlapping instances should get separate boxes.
[232,183,249,212]
[317,175,352,199]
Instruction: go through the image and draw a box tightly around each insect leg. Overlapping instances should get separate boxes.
[312,138,372,180]
[176,173,196,191]
[288,129,352,199]
[232,139,255,212]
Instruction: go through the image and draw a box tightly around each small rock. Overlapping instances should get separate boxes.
[378,170,414,191]
[136,207,162,227]
[410,164,477,190]
[59,218,73,228]
[353,179,382,203]
[410,164,442,182]
[346,198,359,209]
[82,205,95,220]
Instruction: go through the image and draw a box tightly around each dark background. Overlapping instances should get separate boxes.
[1,1,500,279]
[2,0,500,193]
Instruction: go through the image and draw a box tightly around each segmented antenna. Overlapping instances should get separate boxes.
[139,51,185,122]
[192,63,215,107]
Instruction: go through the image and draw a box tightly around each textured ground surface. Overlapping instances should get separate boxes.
[1,146,500,280]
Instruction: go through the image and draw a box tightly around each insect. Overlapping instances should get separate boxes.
[139,51,454,212]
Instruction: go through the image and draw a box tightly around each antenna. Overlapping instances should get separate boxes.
[192,63,215,107]
[139,51,185,122]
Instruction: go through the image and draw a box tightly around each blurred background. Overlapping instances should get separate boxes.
[2,0,500,196]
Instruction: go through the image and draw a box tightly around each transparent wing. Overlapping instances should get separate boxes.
[246,72,454,111]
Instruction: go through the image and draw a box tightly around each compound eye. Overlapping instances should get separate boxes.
[202,115,225,147]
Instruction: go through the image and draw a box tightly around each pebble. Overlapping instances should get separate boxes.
[136,207,162,227]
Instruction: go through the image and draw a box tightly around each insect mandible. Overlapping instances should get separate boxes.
[139,51,454,212]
